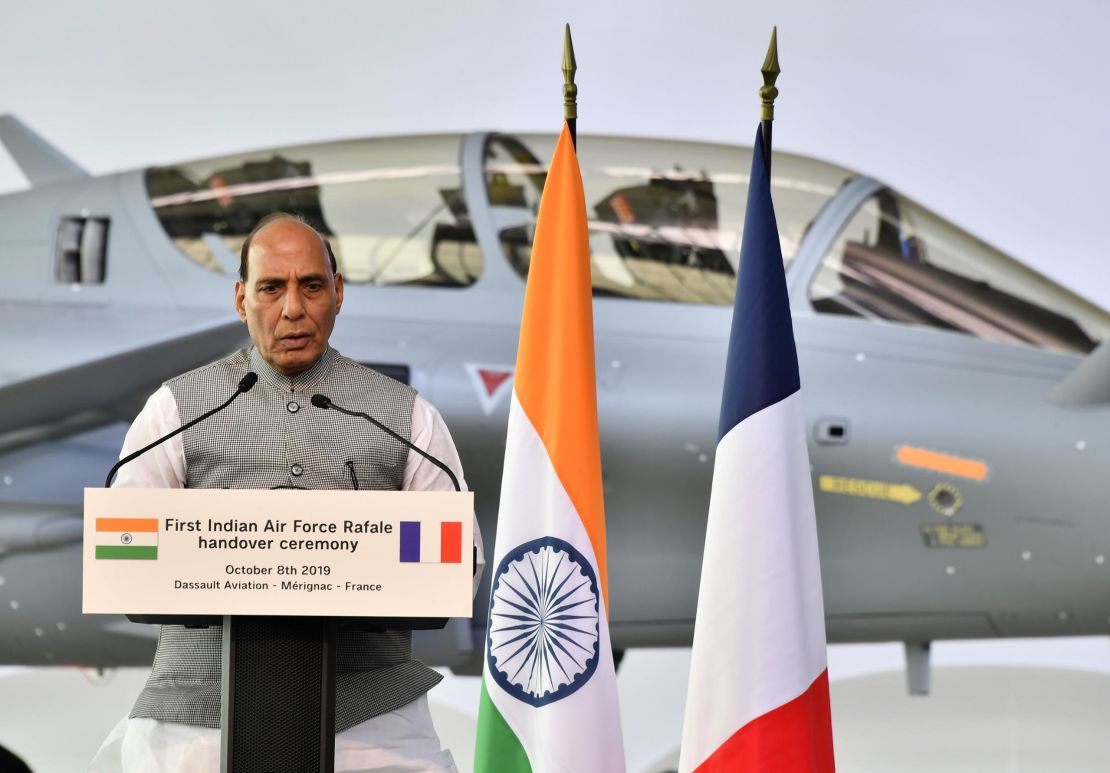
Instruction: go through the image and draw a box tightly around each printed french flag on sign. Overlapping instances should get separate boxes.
[399,521,463,563]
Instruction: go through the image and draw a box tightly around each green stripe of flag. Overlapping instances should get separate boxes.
[474,680,532,772]
[96,545,158,560]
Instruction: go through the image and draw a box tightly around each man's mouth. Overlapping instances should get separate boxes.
[280,333,312,348]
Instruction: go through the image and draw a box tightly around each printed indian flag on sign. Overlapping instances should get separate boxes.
[473,124,625,773]
[95,518,158,560]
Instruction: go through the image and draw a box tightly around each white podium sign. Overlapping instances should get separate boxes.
[83,488,474,618]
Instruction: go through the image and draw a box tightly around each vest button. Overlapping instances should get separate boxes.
[287,401,300,413]
[290,463,303,477]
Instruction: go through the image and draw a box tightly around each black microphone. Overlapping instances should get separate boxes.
[310,393,461,492]
[104,372,259,487]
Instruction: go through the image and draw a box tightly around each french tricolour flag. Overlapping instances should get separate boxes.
[678,127,835,772]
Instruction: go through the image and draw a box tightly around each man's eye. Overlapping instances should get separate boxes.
[259,285,279,294]
[305,283,323,292]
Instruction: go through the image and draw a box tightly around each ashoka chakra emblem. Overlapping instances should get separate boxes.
[487,537,600,707]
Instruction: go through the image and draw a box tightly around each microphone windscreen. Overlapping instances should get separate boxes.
[238,372,259,392]
[310,394,331,409]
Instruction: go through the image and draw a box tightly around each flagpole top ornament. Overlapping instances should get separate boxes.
[760,26,780,122]
[563,23,578,122]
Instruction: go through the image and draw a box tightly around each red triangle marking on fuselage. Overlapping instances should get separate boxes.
[478,369,512,397]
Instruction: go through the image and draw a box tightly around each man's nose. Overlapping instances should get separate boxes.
[282,289,306,319]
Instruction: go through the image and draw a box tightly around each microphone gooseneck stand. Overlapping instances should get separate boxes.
[310,393,461,492]
[104,372,258,488]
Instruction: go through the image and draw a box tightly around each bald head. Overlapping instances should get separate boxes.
[238,213,337,282]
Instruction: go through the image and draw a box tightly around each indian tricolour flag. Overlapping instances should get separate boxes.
[95,517,158,560]
[473,124,625,773]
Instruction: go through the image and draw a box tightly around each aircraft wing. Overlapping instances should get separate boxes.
[0,315,248,437]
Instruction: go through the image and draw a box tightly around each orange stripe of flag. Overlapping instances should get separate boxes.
[896,445,988,481]
[96,518,158,533]
[513,124,610,611]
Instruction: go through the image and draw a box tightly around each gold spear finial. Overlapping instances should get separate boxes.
[563,23,578,122]
[760,26,780,122]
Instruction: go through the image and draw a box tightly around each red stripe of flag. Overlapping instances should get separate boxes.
[692,671,834,773]
[440,521,462,564]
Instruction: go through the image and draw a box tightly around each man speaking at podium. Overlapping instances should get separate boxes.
[91,214,482,772]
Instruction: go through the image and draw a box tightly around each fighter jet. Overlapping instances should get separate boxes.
[0,115,1107,692]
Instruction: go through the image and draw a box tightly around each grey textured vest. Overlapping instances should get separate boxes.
[129,346,443,732]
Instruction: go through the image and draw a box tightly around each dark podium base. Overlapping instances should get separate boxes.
[221,616,337,773]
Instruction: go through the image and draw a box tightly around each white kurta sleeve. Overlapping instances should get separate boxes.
[403,395,485,595]
[113,385,187,489]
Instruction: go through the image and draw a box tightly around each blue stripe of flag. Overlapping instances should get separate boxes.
[718,126,801,441]
[399,521,420,562]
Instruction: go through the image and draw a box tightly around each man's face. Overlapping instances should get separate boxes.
[235,220,344,376]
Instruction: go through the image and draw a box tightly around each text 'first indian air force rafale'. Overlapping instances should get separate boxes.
[1,114,1108,693]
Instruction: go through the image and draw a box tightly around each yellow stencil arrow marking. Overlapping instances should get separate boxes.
[819,475,922,505]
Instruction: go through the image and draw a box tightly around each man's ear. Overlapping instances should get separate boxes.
[234,280,248,322]
[334,273,344,315]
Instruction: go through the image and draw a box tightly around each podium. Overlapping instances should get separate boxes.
[83,488,474,773]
